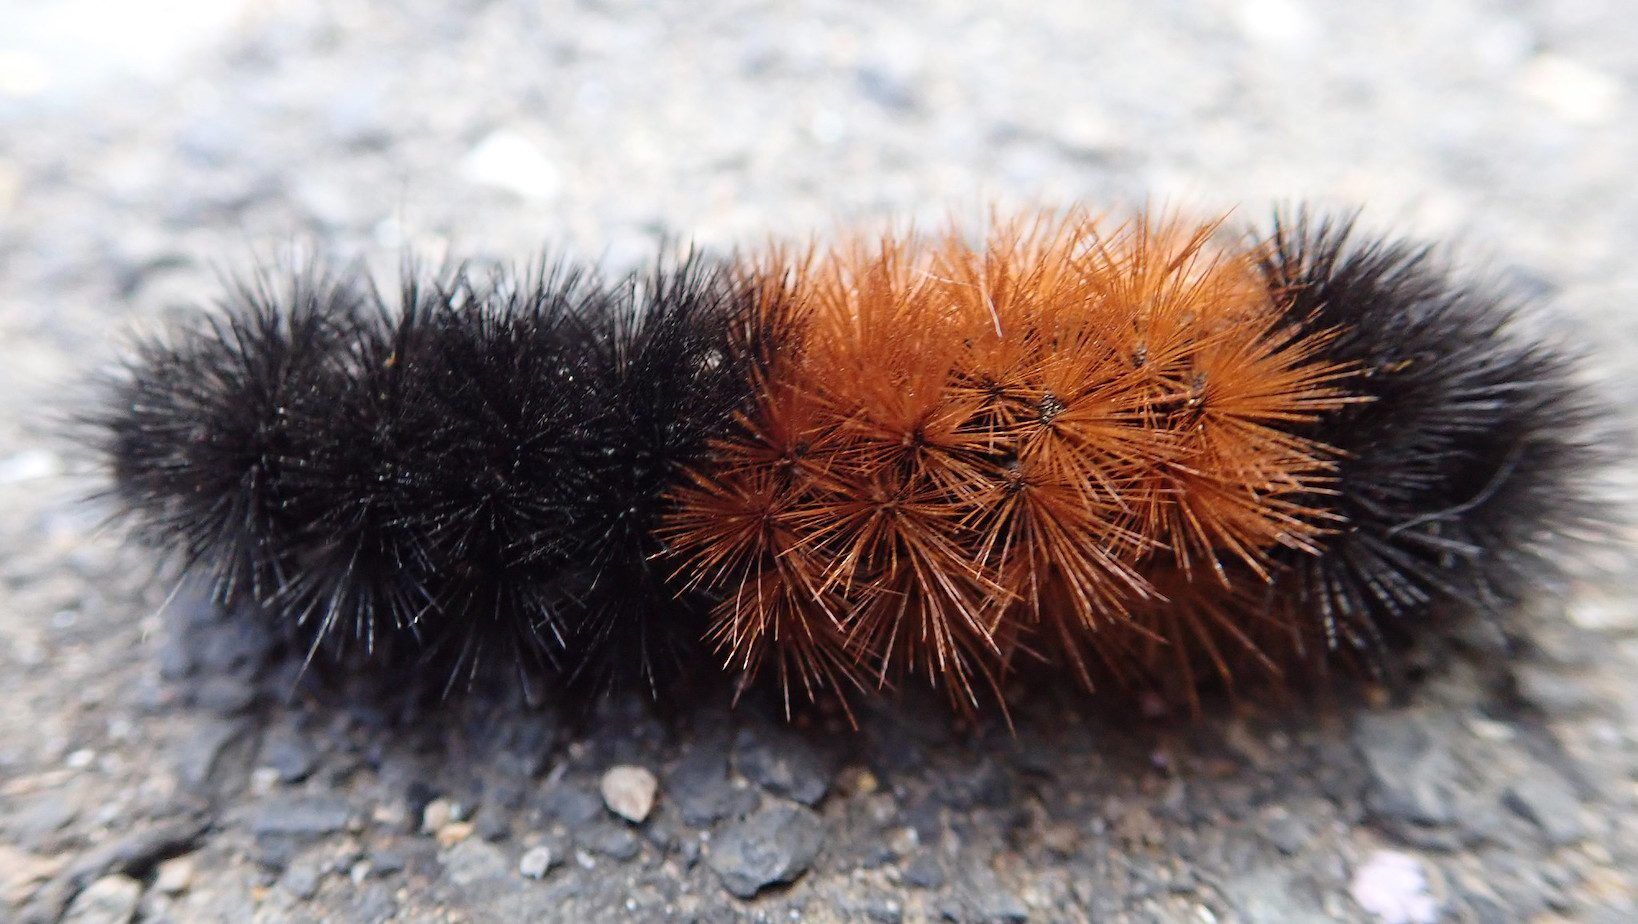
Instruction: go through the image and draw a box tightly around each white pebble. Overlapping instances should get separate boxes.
[461,130,561,200]
[1351,850,1439,924]
[421,798,461,833]
[600,765,658,823]
[153,857,193,895]
[63,874,142,924]
[518,845,556,879]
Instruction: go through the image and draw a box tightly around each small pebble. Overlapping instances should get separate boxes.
[421,798,459,834]
[579,822,640,861]
[601,765,658,823]
[707,802,825,899]
[735,725,832,806]
[260,723,319,783]
[838,766,879,796]
[370,803,407,830]
[62,874,142,924]
[279,860,322,900]
[441,838,509,886]
[461,129,562,200]
[1351,850,1439,924]
[436,821,475,848]
[540,784,601,826]
[518,845,557,879]
[153,857,195,895]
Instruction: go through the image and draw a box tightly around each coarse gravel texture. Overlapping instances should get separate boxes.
[2,1,1637,922]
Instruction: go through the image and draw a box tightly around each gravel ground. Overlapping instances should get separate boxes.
[3,1,1636,921]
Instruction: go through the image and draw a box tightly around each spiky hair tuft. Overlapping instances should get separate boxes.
[96,253,769,699]
[1255,213,1599,666]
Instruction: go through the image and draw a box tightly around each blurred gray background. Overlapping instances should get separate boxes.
[1,2,1634,922]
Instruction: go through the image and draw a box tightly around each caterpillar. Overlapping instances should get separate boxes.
[88,208,1597,715]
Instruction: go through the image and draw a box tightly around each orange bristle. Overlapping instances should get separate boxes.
[661,210,1350,709]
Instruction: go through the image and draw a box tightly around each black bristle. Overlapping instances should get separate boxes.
[546,257,770,693]
[1257,212,1599,666]
[97,251,767,701]
[274,266,493,671]
[95,265,366,619]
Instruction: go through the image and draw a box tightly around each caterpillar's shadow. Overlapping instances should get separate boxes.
[127,580,1583,920]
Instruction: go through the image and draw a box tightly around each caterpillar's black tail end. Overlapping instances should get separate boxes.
[1256,209,1607,668]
